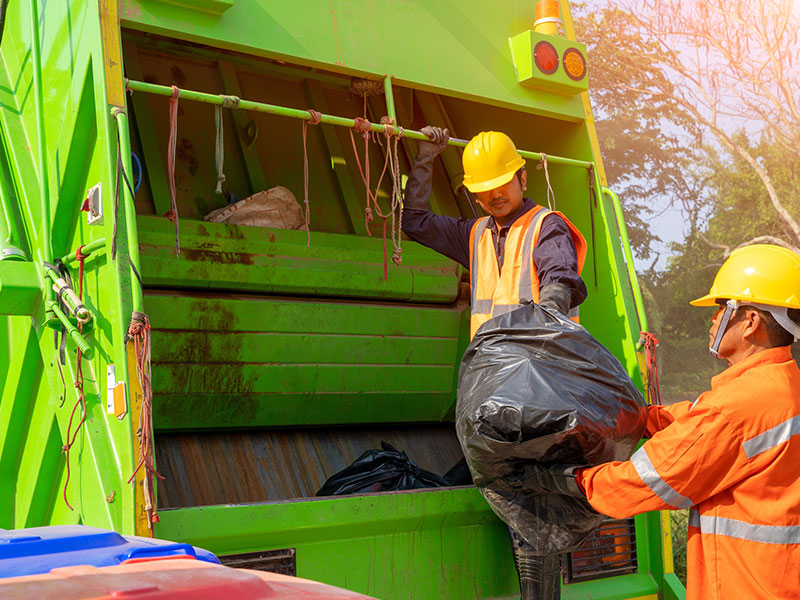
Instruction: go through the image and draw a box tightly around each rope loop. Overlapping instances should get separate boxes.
[380,116,395,136]
[171,85,181,100]
[74,245,88,263]
[220,94,240,108]
[536,152,556,210]
[391,247,402,265]
[306,109,322,125]
[353,116,372,133]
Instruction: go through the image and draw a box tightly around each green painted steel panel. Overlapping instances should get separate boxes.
[146,293,463,428]
[138,215,460,302]
[120,0,586,121]
[0,0,681,597]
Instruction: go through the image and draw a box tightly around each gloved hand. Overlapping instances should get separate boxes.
[417,125,450,159]
[404,125,450,211]
[538,282,571,315]
[523,463,585,498]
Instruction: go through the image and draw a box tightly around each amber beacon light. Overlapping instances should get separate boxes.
[534,0,564,36]
[563,47,587,81]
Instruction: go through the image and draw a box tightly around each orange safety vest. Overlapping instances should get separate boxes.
[579,346,800,599]
[467,205,587,338]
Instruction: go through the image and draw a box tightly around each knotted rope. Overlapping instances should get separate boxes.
[302,109,322,247]
[640,331,662,406]
[214,95,241,196]
[60,245,89,511]
[126,311,164,532]
[537,153,555,211]
[166,86,181,255]
[348,115,404,279]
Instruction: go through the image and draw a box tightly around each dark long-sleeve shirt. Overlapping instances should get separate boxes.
[401,140,587,308]
[402,200,588,308]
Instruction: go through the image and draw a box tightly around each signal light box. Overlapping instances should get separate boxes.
[509,30,589,96]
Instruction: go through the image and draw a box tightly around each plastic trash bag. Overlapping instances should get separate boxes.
[456,304,646,555]
[204,186,305,229]
[316,442,450,496]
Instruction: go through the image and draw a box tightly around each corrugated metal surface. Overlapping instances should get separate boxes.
[155,425,465,508]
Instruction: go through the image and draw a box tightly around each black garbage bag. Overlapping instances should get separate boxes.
[316,441,450,496]
[456,304,646,555]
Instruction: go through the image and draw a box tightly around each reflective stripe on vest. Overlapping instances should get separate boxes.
[743,414,800,459]
[468,207,587,339]
[690,509,800,545]
[631,446,694,509]
[469,208,551,333]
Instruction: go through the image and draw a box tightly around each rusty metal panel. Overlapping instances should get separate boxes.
[155,425,464,508]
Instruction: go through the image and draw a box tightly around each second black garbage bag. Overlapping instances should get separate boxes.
[456,304,647,555]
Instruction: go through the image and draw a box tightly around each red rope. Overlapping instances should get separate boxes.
[126,311,164,533]
[61,245,89,511]
[166,86,181,255]
[640,331,662,405]
[348,116,399,280]
[302,109,322,248]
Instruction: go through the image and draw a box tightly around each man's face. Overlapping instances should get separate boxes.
[474,170,527,224]
[709,301,746,361]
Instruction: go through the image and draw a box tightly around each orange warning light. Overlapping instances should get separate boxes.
[563,48,587,81]
[534,0,563,36]
[534,41,559,75]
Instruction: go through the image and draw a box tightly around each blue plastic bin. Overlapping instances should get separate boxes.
[0,525,220,578]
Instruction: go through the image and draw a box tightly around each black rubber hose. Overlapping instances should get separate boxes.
[0,0,9,49]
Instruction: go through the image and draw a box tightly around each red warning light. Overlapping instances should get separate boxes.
[534,41,559,75]
[563,48,587,81]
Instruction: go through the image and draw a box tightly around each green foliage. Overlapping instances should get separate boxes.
[670,510,689,586]
[574,5,701,262]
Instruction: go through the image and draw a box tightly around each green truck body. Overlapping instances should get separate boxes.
[0,1,685,598]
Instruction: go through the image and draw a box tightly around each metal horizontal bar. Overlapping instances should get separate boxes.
[61,238,107,266]
[125,79,593,169]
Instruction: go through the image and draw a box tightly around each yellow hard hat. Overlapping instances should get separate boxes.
[690,244,800,308]
[462,131,526,193]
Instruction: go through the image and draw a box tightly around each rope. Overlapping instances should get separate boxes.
[384,117,404,267]
[60,245,89,511]
[640,331,662,406]
[347,116,404,279]
[125,311,164,533]
[213,96,240,197]
[214,105,226,195]
[302,109,322,248]
[166,86,181,255]
[111,119,137,260]
[537,153,555,210]
[587,166,599,288]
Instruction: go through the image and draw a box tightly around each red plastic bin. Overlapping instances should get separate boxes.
[0,557,378,599]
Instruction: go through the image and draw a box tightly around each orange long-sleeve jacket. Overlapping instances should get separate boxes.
[578,346,800,599]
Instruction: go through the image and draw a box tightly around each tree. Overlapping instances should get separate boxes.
[612,0,800,254]
[574,5,704,264]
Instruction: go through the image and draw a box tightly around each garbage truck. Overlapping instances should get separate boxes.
[0,0,685,598]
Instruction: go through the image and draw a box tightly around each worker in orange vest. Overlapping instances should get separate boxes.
[402,128,588,336]
[527,244,800,599]
[402,127,589,598]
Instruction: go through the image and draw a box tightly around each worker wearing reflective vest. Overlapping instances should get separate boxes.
[402,128,588,338]
[528,244,800,599]
[402,127,588,599]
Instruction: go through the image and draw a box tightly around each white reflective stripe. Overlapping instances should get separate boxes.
[630,446,694,509]
[743,415,800,458]
[695,514,800,545]
[492,303,519,317]
[472,299,493,314]
[470,218,491,313]
[689,508,700,528]
[517,209,551,304]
